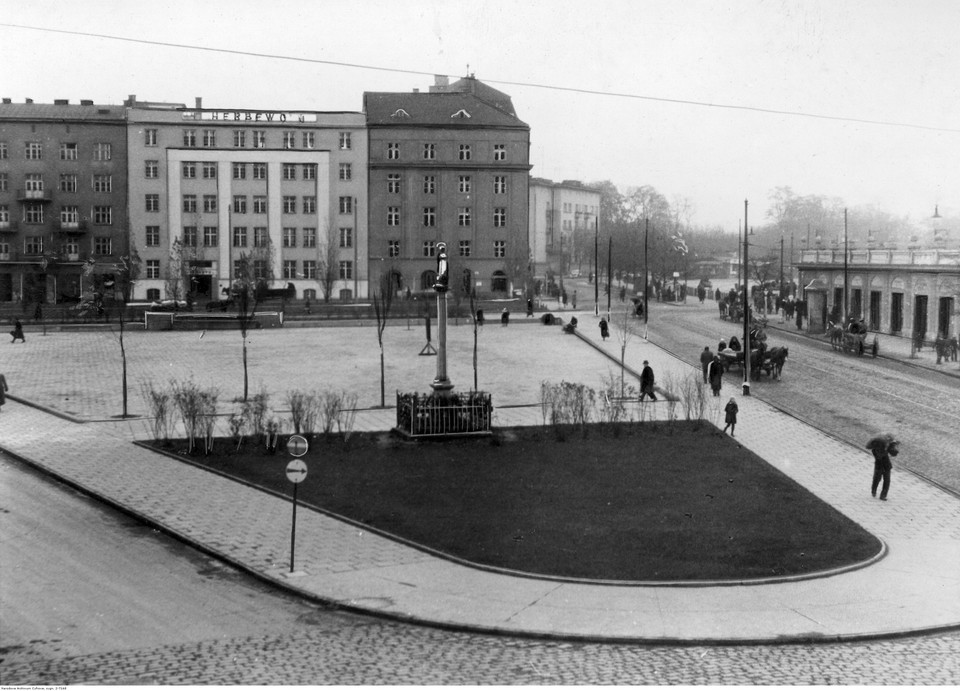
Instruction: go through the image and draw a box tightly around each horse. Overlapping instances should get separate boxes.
[827,321,845,350]
[765,346,789,380]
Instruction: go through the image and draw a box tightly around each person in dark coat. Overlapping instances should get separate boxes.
[526,298,534,317]
[728,335,741,351]
[11,319,25,343]
[500,308,510,326]
[866,434,899,500]
[599,319,609,340]
[700,346,714,382]
[723,397,738,436]
[639,360,657,401]
[708,356,723,396]
[0,373,8,413]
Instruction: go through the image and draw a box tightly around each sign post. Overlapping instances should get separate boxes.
[285,435,309,573]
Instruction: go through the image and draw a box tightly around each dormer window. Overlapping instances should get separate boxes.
[451,109,472,119]
[391,109,411,118]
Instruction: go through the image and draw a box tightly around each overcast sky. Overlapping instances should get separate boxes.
[2,0,957,231]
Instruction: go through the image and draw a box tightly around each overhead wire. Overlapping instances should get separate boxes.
[2,22,959,134]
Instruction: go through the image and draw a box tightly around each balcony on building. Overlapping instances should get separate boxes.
[0,219,18,233]
[59,220,89,234]
[16,188,53,203]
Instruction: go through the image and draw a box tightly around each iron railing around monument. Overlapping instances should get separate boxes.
[395,391,493,438]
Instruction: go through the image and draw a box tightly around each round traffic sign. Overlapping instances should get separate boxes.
[286,459,308,484]
[286,435,309,457]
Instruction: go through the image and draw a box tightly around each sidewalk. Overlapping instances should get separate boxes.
[1,321,958,643]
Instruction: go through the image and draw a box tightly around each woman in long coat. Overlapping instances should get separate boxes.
[708,356,723,396]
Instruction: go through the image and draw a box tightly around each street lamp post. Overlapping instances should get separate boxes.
[742,199,751,396]
[431,242,453,395]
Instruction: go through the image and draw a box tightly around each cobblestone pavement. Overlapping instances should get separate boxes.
[3,620,959,685]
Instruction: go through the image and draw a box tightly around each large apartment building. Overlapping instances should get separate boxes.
[529,177,600,279]
[126,97,368,303]
[363,76,531,297]
[0,98,128,303]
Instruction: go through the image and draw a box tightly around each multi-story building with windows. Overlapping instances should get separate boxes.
[363,75,531,296]
[126,96,368,303]
[528,177,600,280]
[0,98,128,304]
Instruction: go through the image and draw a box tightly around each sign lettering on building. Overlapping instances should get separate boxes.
[182,111,318,123]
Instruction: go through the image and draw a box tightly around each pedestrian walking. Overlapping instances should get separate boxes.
[639,360,657,401]
[10,319,25,343]
[708,356,723,396]
[526,298,534,317]
[500,308,510,326]
[722,397,738,436]
[599,318,609,340]
[0,373,8,413]
[700,346,714,382]
[866,433,899,501]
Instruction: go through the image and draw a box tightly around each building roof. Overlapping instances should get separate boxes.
[0,101,126,121]
[363,81,528,129]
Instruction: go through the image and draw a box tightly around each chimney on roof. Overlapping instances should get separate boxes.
[430,75,451,93]
[25,98,33,104]
[2,98,11,104]
[54,99,69,105]
[195,97,202,109]
[412,88,419,93]
[81,99,93,106]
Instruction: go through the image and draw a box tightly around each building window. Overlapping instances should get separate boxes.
[25,236,44,254]
[302,164,316,180]
[423,143,435,160]
[233,162,246,180]
[302,227,317,248]
[145,160,159,179]
[387,142,399,160]
[493,240,506,258]
[0,205,7,223]
[252,163,266,180]
[202,162,217,179]
[283,227,297,248]
[254,260,267,280]
[183,195,197,213]
[93,206,112,225]
[458,207,471,227]
[25,173,43,192]
[0,173,5,192]
[253,227,268,247]
[339,227,352,248]
[458,176,471,193]
[494,175,506,194]
[302,131,315,149]
[203,195,217,213]
[146,288,160,300]
[253,130,266,148]
[146,259,161,279]
[338,261,353,280]
[387,206,400,226]
[233,130,246,148]
[94,236,113,255]
[339,163,352,181]
[93,174,112,193]
[282,196,297,214]
[387,173,401,193]
[458,144,471,161]
[493,144,506,160]
[183,226,197,247]
[60,142,78,160]
[233,195,247,213]
[145,129,157,146]
[202,129,216,147]
[283,131,296,149]
[60,205,79,224]
[494,208,507,227]
[183,130,196,147]
[283,163,297,181]
[145,194,160,212]
[253,196,267,214]
[232,226,248,247]
[203,226,218,247]
[388,240,400,258]
[339,196,353,214]
[146,225,160,247]
[423,207,436,227]
[25,142,43,160]
[0,142,6,159]
[459,240,471,257]
[283,260,297,279]
[25,203,44,224]
[891,292,904,332]
[59,174,77,192]
[182,162,196,179]
[303,260,317,279]
[422,241,436,257]
[423,176,436,194]
[339,132,352,150]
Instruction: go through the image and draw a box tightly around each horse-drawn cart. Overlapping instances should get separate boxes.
[829,323,879,357]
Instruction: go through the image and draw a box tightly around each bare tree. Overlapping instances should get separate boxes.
[106,247,141,418]
[165,237,196,304]
[372,273,393,407]
[614,308,634,398]
[317,221,340,303]
[232,249,272,402]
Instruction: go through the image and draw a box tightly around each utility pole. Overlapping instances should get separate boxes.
[742,199,750,396]
[594,217,599,316]
[643,217,649,336]
[843,208,849,323]
[606,236,612,319]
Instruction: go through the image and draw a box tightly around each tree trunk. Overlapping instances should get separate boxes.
[120,318,128,418]
[379,346,385,407]
[243,339,249,402]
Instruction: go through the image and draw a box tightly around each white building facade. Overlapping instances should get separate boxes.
[528,177,600,279]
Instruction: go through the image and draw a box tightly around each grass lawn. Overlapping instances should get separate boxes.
[145,421,882,582]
